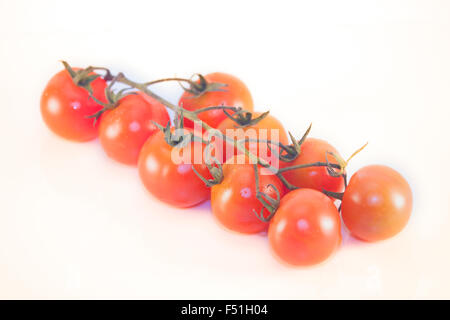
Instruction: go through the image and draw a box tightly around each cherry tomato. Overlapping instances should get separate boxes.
[216,112,289,164]
[179,72,254,128]
[211,156,286,234]
[99,93,170,165]
[41,68,107,141]
[281,138,344,193]
[341,165,412,242]
[138,129,212,208]
[268,188,341,266]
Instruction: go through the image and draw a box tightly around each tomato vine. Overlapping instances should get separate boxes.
[62,61,366,222]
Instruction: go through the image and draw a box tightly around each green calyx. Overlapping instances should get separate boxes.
[62,61,134,123]
[180,73,228,98]
[192,154,224,188]
[62,61,100,92]
[252,164,281,223]
[223,109,270,127]
[278,123,312,162]
[153,121,193,148]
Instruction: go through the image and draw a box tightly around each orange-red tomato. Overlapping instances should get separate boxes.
[217,112,289,163]
[268,188,341,266]
[40,68,107,141]
[281,138,344,193]
[341,165,413,242]
[99,93,170,165]
[138,129,212,208]
[179,72,254,128]
[211,156,286,234]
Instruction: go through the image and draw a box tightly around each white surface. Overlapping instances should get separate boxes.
[1,0,450,299]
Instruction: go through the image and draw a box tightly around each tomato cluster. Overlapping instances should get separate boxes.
[40,64,413,266]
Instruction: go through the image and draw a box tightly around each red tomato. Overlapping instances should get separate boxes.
[281,138,345,193]
[179,72,254,128]
[211,156,286,234]
[268,188,341,266]
[138,129,212,208]
[40,68,107,141]
[341,165,413,242]
[99,93,170,165]
[216,112,289,164]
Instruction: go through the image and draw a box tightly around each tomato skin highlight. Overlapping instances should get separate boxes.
[281,138,345,193]
[211,157,286,234]
[179,72,254,128]
[99,93,170,165]
[341,165,412,242]
[40,69,107,141]
[138,129,212,208]
[268,188,342,266]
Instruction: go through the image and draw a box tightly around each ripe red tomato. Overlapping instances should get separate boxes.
[179,72,254,128]
[281,138,345,193]
[268,188,341,266]
[40,68,107,141]
[99,93,170,165]
[216,112,289,164]
[138,129,212,208]
[211,156,286,234]
[341,165,413,242]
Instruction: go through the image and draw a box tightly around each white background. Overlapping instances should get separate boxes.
[1,0,449,299]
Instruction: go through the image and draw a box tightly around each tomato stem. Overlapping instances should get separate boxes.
[322,190,344,201]
[67,62,367,221]
[143,77,193,86]
[112,72,271,168]
[252,164,280,222]
[88,65,344,180]
[278,161,341,173]
[193,105,240,114]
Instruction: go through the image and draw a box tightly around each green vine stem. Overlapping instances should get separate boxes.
[113,73,272,169]
[66,61,366,222]
[69,62,346,180]
[193,105,240,115]
[252,164,281,222]
[143,77,196,86]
